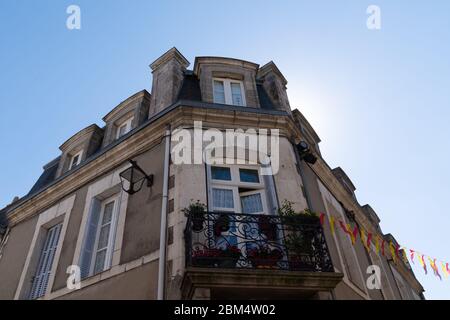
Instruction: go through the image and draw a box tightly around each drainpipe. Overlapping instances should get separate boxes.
[157,126,171,300]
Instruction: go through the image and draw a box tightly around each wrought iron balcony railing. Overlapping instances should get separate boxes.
[184,211,334,272]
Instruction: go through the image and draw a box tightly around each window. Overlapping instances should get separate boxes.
[116,117,134,139]
[212,78,246,106]
[211,166,232,181]
[239,169,260,183]
[209,165,266,214]
[69,150,83,170]
[80,195,119,279]
[29,223,63,300]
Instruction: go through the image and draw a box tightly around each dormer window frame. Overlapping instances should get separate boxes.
[116,116,134,140]
[69,150,83,170]
[212,78,246,107]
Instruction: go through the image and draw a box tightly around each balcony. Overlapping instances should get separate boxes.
[182,211,343,299]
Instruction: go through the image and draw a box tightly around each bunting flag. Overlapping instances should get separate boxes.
[375,236,381,255]
[441,262,449,279]
[389,241,397,263]
[329,216,335,235]
[402,249,409,265]
[410,249,415,264]
[312,210,450,282]
[429,258,442,281]
[418,255,428,274]
[360,228,366,247]
[366,233,373,253]
[319,213,325,226]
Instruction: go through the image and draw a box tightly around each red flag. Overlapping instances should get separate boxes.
[366,233,372,251]
[447,263,450,274]
[319,213,325,226]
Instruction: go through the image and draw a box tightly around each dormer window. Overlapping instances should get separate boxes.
[116,117,134,139]
[69,150,83,170]
[213,78,246,106]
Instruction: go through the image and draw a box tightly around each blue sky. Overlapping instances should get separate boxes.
[0,1,449,299]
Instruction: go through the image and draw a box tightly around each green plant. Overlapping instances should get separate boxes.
[183,200,207,232]
[278,200,318,256]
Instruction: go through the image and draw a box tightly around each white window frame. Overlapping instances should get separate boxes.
[14,195,75,300]
[89,195,120,276]
[209,165,266,214]
[116,117,134,139]
[69,150,83,170]
[212,78,246,107]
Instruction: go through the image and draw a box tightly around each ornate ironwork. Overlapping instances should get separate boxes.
[184,211,334,272]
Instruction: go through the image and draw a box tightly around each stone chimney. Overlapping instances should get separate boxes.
[257,61,291,114]
[149,47,189,117]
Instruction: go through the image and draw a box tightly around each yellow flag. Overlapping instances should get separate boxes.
[375,236,380,255]
[441,262,449,279]
[402,249,409,265]
[329,216,335,235]
[389,242,397,263]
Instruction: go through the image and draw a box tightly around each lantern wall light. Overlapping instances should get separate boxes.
[119,160,154,195]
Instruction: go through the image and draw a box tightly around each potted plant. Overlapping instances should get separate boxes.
[213,213,231,236]
[278,201,317,268]
[182,200,207,232]
[258,215,277,241]
[217,245,241,268]
[192,247,221,267]
[247,246,283,268]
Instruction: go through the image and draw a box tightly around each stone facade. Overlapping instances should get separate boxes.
[0,48,424,300]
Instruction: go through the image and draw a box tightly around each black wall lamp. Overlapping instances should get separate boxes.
[119,160,154,195]
[297,141,318,165]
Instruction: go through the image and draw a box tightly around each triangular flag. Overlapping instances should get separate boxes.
[442,262,449,279]
[329,216,335,235]
[375,236,380,255]
[366,233,372,252]
[410,249,415,264]
[389,242,397,263]
[418,255,427,274]
[381,239,386,256]
[319,213,325,226]
[429,258,442,281]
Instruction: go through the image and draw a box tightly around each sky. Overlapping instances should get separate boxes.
[0,0,449,299]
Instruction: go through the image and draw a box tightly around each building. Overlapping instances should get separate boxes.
[0,48,424,300]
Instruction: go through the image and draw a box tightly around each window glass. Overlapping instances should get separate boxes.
[239,169,260,183]
[212,188,234,208]
[240,193,263,214]
[231,82,243,106]
[211,166,232,181]
[213,80,226,104]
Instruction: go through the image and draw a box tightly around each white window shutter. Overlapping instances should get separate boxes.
[29,223,62,299]
[79,199,101,279]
